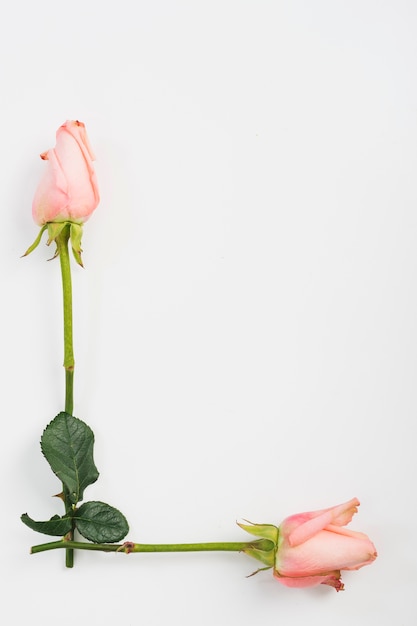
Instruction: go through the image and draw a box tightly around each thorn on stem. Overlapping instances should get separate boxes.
[117,541,135,554]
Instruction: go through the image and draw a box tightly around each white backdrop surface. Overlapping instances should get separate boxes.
[1,1,416,624]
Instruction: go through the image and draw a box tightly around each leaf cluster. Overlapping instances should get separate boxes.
[21,412,129,543]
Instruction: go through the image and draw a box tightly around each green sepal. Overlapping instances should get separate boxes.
[243,539,276,567]
[41,412,99,505]
[69,222,84,267]
[22,221,85,266]
[47,222,67,245]
[237,520,279,544]
[74,501,129,543]
[238,521,278,568]
[21,513,72,537]
[46,222,67,260]
[246,565,273,578]
[22,225,48,257]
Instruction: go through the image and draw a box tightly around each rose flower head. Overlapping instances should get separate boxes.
[32,119,99,225]
[25,120,99,265]
[273,497,377,591]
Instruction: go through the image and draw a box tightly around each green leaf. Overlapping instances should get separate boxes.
[75,501,129,543]
[41,412,99,505]
[21,513,72,537]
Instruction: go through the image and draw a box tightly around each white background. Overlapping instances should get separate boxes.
[1,1,416,624]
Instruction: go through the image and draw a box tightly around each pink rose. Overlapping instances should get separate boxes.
[32,120,99,225]
[273,498,377,591]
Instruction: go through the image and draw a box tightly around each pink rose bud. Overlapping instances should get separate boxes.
[32,120,99,225]
[273,498,377,591]
[24,120,100,265]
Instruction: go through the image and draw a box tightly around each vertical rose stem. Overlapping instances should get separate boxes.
[56,225,75,568]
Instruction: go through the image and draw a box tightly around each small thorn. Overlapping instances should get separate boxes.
[116,541,135,554]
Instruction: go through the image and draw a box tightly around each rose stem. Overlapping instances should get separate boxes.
[30,539,274,555]
[56,226,76,568]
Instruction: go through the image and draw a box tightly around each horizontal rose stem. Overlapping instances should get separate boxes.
[31,539,274,555]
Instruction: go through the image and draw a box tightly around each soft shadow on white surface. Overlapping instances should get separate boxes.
[1,1,416,624]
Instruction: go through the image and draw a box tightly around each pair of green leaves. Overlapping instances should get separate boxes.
[21,412,129,544]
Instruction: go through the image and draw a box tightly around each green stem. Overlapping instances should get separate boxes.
[56,227,75,568]
[30,539,274,555]
[56,229,75,383]
[65,370,74,416]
